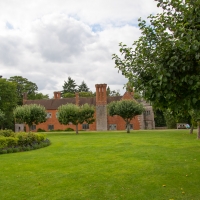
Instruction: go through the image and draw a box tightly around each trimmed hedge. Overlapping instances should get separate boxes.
[0,130,51,154]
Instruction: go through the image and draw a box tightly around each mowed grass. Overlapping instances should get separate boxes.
[1,130,200,200]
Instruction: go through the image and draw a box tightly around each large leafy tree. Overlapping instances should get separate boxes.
[108,100,144,133]
[58,103,95,134]
[28,92,49,100]
[62,77,77,95]
[13,104,47,132]
[0,78,17,129]
[78,81,90,92]
[8,76,38,105]
[0,109,5,129]
[113,0,200,137]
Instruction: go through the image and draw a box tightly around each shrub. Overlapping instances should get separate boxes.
[0,129,15,137]
[6,137,19,148]
[0,137,8,149]
[7,148,13,153]
[37,128,46,132]
[65,128,74,132]
[36,133,46,142]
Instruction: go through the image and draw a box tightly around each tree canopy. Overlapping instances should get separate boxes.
[113,0,200,112]
[58,103,95,134]
[8,76,38,105]
[13,104,47,131]
[108,100,144,133]
[78,81,90,92]
[0,78,17,129]
[62,77,77,95]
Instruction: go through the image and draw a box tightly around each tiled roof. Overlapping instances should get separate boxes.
[24,96,123,110]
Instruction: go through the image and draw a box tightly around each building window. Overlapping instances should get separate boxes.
[109,124,117,130]
[30,125,36,131]
[46,112,52,118]
[82,124,89,130]
[125,124,133,130]
[48,125,54,131]
[144,110,150,116]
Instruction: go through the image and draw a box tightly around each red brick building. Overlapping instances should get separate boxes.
[21,84,155,132]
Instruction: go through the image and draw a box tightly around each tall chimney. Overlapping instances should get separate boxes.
[54,91,61,99]
[95,84,107,105]
[95,84,107,131]
[75,92,79,106]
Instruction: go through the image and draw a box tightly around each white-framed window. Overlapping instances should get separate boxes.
[109,124,117,130]
[82,124,89,130]
[30,125,36,130]
[48,124,54,131]
[46,112,52,118]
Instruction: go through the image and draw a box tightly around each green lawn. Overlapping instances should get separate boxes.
[1,130,200,200]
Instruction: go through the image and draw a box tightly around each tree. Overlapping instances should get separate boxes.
[28,92,49,100]
[0,109,5,129]
[108,100,144,133]
[57,103,95,134]
[189,109,200,137]
[8,76,38,105]
[113,0,200,137]
[62,77,77,95]
[13,104,47,132]
[107,86,121,97]
[0,78,17,129]
[79,92,94,97]
[78,81,90,92]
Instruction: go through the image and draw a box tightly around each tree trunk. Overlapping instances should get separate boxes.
[76,124,79,134]
[197,121,200,139]
[126,123,130,133]
[190,124,194,134]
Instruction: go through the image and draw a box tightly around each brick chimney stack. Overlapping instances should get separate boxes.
[95,84,107,105]
[95,84,107,131]
[54,91,61,99]
[75,92,79,106]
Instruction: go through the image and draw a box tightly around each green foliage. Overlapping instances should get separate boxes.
[79,92,94,97]
[113,0,200,112]
[37,128,46,132]
[0,129,15,137]
[65,128,74,131]
[107,86,121,96]
[28,92,49,100]
[13,104,47,131]
[62,93,75,98]
[62,76,77,95]
[6,137,19,148]
[78,81,90,92]
[154,110,166,127]
[58,103,95,134]
[0,137,7,148]
[108,100,144,133]
[8,76,38,105]
[15,132,46,146]
[0,78,17,129]
[163,110,177,129]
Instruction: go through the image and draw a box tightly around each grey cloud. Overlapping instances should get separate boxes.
[0,36,22,66]
[35,16,96,63]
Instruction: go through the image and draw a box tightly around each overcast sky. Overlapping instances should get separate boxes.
[0,0,160,98]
